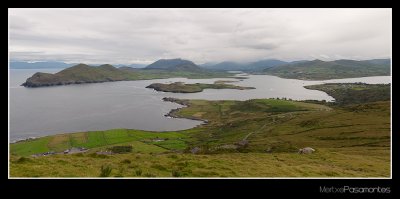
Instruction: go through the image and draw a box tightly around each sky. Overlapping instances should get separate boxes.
[9,8,392,65]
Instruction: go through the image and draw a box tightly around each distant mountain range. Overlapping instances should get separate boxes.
[263,59,391,80]
[201,59,304,71]
[10,61,146,69]
[115,63,147,68]
[10,61,76,69]
[19,58,391,87]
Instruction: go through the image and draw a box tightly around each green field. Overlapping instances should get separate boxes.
[11,130,187,156]
[10,84,390,177]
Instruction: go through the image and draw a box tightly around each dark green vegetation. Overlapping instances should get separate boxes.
[22,59,232,87]
[146,82,255,93]
[109,145,133,154]
[10,83,390,177]
[263,59,390,80]
[305,83,390,106]
[99,165,112,177]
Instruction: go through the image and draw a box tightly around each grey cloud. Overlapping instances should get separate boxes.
[240,43,278,50]
[8,8,391,64]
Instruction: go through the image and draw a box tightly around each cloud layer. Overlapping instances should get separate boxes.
[9,8,391,64]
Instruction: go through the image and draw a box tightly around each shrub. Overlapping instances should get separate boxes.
[121,159,131,164]
[143,173,156,177]
[15,157,31,164]
[108,145,132,154]
[171,170,183,177]
[73,153,84,157]
[88,153,109,158]
[299,119,319,127]
[135,169,142,176]
[99,165,112,177]
[151,164,167,171]
[168,154,178,159]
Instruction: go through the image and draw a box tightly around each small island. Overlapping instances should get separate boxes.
[146,82,255,93]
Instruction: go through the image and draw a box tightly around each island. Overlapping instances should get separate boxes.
[21,59,234,88]
[146,82,255,93]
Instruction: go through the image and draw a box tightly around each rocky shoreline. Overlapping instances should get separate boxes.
[11,136,38,144]
[162,97,208,124]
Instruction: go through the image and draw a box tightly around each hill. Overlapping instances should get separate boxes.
[304,83,390,106]
[145,58,202,71]
[246,59,288,70]
[203,61,245,71]
[22,64,135,87]
[263,59,390,80]
[22,62,233,87]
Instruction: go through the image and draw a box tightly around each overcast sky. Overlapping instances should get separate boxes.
[9,8,391,65]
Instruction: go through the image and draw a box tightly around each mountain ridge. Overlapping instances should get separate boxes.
[145,58,202,71]
[263,59,390,80]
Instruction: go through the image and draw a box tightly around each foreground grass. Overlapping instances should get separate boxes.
[10,147,389,177]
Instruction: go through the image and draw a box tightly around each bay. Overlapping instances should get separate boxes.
[9,69,391,142]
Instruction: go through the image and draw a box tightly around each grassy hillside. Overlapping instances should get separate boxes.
[22,64,137,87]
[10,91,390,177]
[146,82,254,93]
[22,64,233,88]
[305,83,390,106]
[10,148,389,177]
[263,59,390,80]
[145,58,201,71]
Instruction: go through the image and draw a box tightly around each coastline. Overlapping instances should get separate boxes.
[162,97,209,124]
